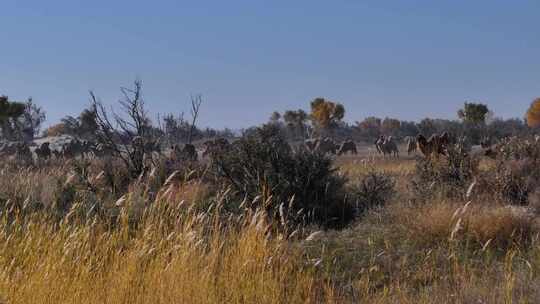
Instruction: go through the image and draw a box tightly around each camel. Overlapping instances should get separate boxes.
[380,136,399,158]
[171,143,198,161]
[374,136,385,154]
[373,136,398,158]
[416,134,434,157]
[304,138,319,152]
[417,132,451,158]
[61,138,89,158]
[337,140,358,155]
[35,142,52,160]
[315,137,338,155]
[406,136,417,155]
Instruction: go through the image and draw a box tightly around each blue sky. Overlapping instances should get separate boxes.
[2,1,540,129]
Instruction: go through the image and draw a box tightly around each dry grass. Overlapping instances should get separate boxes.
[396,200,537,249]
[0,207,335,304]
[337,156,416,177]
[337,154,416,194]
[303,198,540,303]
[1,150,540,303]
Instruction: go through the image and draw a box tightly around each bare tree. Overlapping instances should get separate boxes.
[90,80,152,176]
[158,95,202,146]
[114,80,150,139]
[187,94,202,144]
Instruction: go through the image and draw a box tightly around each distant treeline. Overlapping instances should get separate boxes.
[2,83,539,145]
[262,101,532,144]
[265,115,530,144]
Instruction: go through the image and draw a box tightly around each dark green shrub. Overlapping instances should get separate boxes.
[210,124,353,228]
[351,170,395,213]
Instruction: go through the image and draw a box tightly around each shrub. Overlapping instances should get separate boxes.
[210,124,353,228]
[477,137,540,205]
[489,158,540,205]
[496,136,540,161]
[411,147,479,201]
[350,170,395,214]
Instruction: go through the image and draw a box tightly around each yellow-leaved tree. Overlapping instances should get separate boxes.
[310,98,345,133]
[526,98,540,128]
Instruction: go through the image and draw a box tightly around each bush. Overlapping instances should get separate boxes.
[478,138,540,205]
[210,124,353,228]
[411,147,479,201]
[486,158,540,205]
[350,170,395,214]
[496,136,540,161]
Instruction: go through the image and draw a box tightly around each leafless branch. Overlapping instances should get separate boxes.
[89,91,131,169]
[89,80,152,176]
[187,94,202,144]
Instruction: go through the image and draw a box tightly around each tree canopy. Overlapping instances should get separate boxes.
[0,96,25,123]
[0,96,44,141]
[58,105,99,139]
[283,109,308,139]
[457,102,490,125]
[310,98,345,130]
[526,98,540,128]
[381,118,401,135]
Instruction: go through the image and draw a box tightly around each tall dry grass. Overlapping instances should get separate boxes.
[2,151,540,303]
[0,160,339,304]
[0,204,337,304]
[396,201,536,249]
[303,198,540,303]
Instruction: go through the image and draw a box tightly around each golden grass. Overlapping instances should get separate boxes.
[0,207,335,304]
[396,200,537,249]
[302,199,540,303]
[337,157,416,177]
[1,154,540,303]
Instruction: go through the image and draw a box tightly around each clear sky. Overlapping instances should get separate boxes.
[2,0,540,129]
